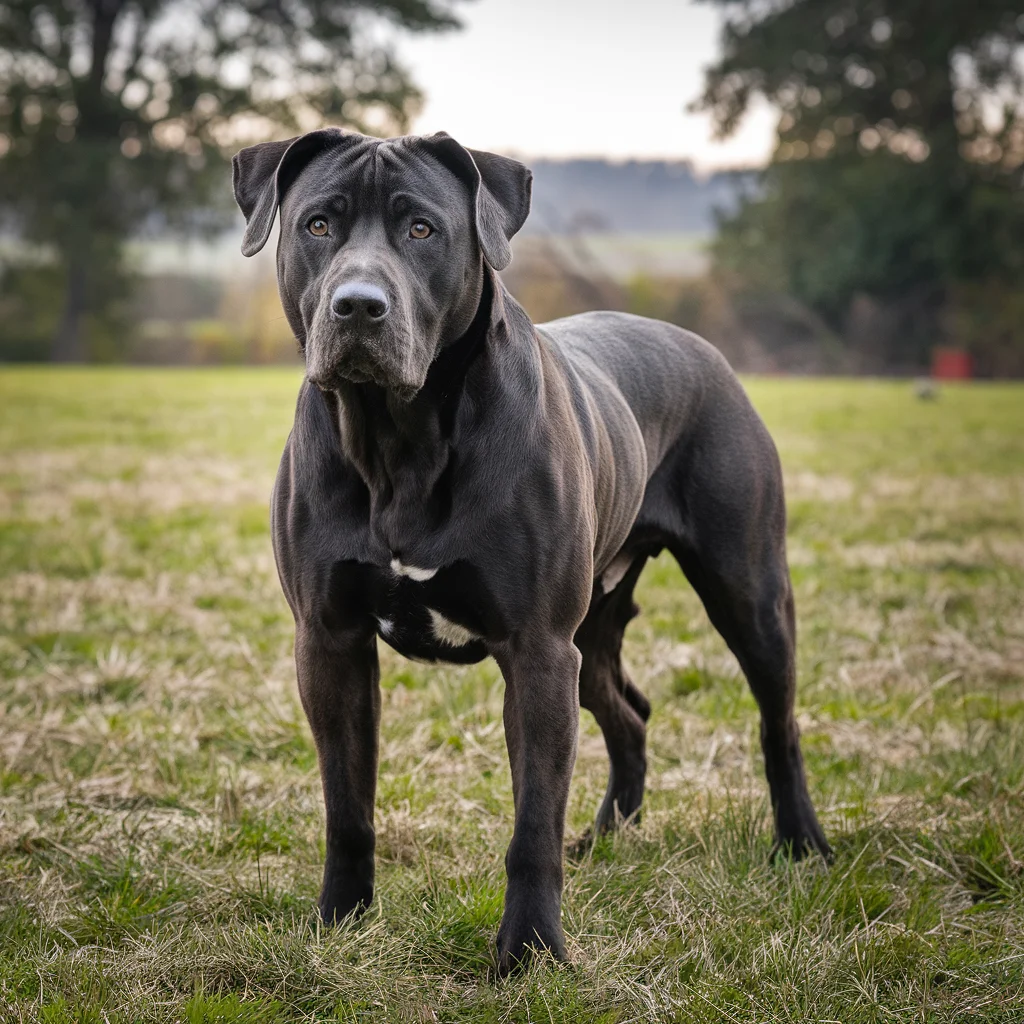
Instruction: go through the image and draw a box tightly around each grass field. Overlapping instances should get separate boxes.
[1,368,1022,1023]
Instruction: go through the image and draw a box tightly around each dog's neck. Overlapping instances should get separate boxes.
[327,274,497,531]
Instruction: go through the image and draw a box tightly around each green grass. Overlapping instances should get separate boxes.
[1,368,1023,1022]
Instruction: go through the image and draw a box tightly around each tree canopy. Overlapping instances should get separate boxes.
[696,0,1024,370]
[0,0,459,360]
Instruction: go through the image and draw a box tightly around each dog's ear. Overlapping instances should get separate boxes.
[419,133,532,271]
[232,129,357,257]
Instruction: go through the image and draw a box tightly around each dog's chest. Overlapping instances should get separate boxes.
[369,557,490,665]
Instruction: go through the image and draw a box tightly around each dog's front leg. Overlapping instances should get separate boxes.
[295,623,381,924]
[492,635,581,974]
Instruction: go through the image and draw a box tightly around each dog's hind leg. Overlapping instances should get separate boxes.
[669,524,831,861]
[636,380,831,861]
[574,554,651,845]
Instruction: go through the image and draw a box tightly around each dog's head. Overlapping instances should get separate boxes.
[232,130,532,398]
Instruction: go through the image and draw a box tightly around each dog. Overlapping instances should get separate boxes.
[232,128,830,973]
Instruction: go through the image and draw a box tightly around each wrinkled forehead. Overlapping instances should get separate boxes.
[282,137,473,219]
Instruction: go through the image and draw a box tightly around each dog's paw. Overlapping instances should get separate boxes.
[771,792,832,864]
[771,820,832,864]
[496,914,567,976]
[566,828,595,861]
[317,875,373,925]
[317,894,369,926]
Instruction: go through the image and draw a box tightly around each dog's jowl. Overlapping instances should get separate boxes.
[233,128,831,973]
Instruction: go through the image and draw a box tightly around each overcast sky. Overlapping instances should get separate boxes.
[396,0,777,170]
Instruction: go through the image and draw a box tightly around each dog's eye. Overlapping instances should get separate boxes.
[409,221,432,239]
[308,217,329,237]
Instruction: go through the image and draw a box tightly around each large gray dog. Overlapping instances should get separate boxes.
[232,128,830,972]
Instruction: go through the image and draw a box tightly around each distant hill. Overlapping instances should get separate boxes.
[521,160,758,235]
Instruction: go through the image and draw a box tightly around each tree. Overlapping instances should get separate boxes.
[696,0,1024,368]
[0,0,458,361]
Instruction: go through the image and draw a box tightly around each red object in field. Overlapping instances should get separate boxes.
[931,347,973,380]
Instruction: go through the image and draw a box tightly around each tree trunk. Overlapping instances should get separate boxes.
[49,2,124,363]
[52,261,88,363]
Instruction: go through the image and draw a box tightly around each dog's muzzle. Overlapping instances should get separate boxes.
[306,287,424,399]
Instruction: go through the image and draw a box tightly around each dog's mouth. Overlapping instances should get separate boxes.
[309,361,381,390]
[305,308,429,400]
[308,350,421,401]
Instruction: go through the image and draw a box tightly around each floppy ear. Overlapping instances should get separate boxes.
[232,129,358,257]
[418,133,532,271]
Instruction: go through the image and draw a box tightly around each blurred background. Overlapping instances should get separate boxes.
[1,0,1022,376]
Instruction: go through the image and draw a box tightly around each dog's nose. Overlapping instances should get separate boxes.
[331,282,390,322]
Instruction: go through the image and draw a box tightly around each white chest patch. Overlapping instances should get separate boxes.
[428,608,481,648]
[390,558,438,582]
